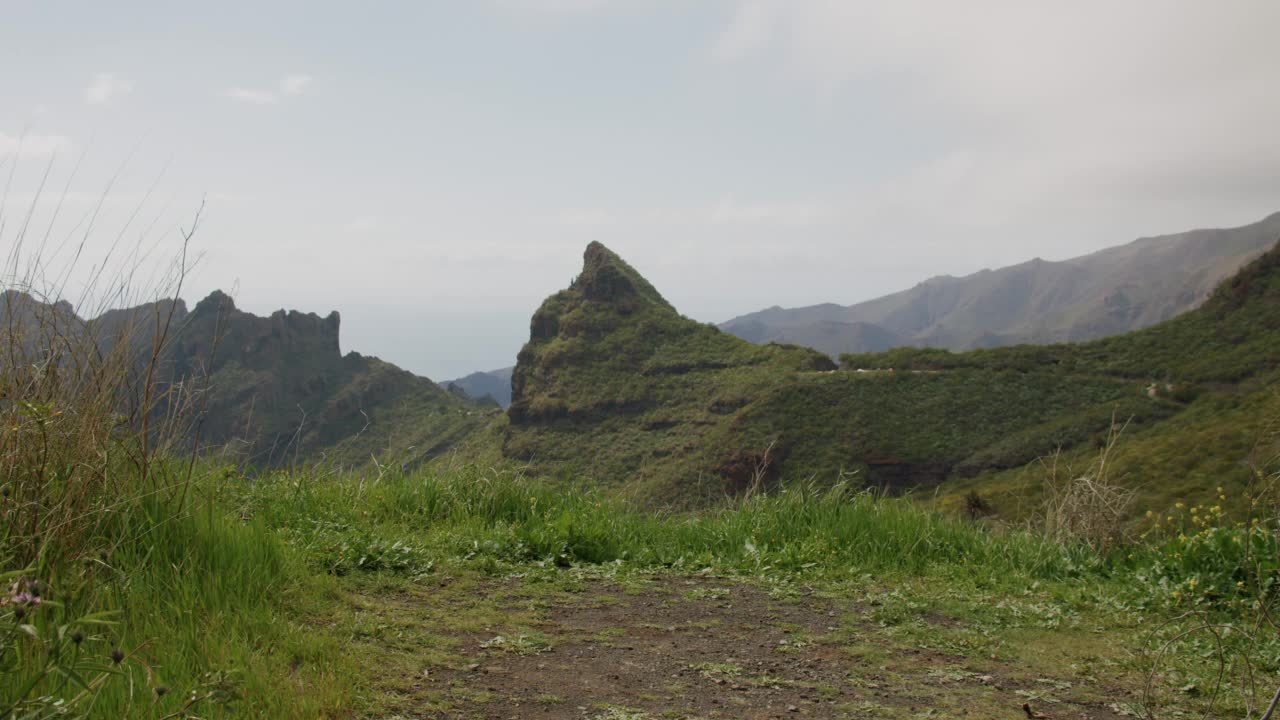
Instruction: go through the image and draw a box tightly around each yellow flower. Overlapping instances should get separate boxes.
[1146,510,1155,518]
[1217,486,1225,494]
[1171,590,1182,600]
[1176,502,1185,509]
[1238,581,1246,589]
[1188,578,1198,589]
[1190,507,1198,514]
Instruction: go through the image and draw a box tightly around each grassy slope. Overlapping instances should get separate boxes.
[499,242,1244,504]
[9,461,1277,717]
[839,245,1280,515]
[212,466,1280,716]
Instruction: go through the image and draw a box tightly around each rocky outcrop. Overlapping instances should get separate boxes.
[161,290,486,468]
[2,288,488,470]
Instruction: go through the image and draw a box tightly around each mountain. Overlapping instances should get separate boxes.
[159,291,495,469]
[0,289,491,470]
[501,242,838,501]
[498,242,1184,504]
[721,211,1280,357]
[443,367,514,408]
[922,241,1280,515]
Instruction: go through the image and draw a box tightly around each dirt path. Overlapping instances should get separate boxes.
[346,573,1140,719]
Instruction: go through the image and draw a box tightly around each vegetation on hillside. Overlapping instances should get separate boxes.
[498,241,1280,506]
[837,245,1280,514]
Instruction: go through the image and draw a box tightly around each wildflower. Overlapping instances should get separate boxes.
[155,686,168,698]
[3,579,44,614]
[1176,502,1185,509]
[1171,590,1182,601]
[110,648,125,665]
[71,631,84,645]
[1187,578,1198,589]
[1217,486,1225,494]
[1238,581,1246,589]
[1146,510,1155,518]
[1190,507,1198,514]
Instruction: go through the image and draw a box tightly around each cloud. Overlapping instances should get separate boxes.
[342,216,380,233]
[0,131,73,157]
[548,196,835,231]
[222,87,279,105]
[555,208,618,227]
[280,74,312,96]
[708,1,1280,262]
[496,0,612,12]
[708,196,830,227]
[222,75,313,105]
[711,0,779,62]
[85,73,132,104]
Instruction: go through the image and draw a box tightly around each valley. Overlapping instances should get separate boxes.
[4,209,1278,719]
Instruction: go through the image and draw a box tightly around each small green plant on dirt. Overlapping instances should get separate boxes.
[478,632,553,655]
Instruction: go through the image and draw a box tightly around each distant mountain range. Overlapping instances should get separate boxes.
[721,212,1280,358]
[443,367,514,408]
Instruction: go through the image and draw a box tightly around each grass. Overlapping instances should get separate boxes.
[5,207,1278,717]
[230,465,1091,580]
[5,456,1279,716]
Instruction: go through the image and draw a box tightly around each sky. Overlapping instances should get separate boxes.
[2,1,1279,380]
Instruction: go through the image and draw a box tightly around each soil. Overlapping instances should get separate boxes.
[359,574,1138,720]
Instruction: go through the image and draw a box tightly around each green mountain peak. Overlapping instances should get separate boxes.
[576,241,673,310]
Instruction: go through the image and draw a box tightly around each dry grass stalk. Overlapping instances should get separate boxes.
[0,163,203,568]
[1041,417,1137,554]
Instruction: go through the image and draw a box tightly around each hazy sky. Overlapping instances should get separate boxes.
[3,1,1279,379]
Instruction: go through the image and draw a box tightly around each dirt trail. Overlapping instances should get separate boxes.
[354,574,1137,719]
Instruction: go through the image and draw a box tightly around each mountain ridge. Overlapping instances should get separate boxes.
[0,288,490,470]
[721,211,1280,356]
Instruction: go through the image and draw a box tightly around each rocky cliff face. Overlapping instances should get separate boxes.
[169,291,341,388]
[1,288,489,470]
[162,290,488,468]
